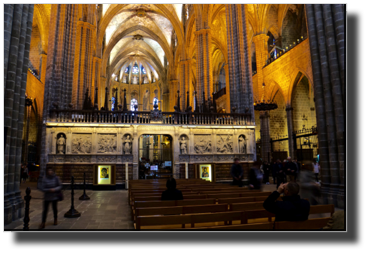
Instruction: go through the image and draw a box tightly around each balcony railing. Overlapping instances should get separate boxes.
[48,109,254,126]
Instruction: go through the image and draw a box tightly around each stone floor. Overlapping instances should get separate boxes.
[4,180,336,231]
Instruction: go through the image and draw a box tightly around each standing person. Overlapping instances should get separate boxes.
[275,159,285,188]
[285,157,296,182]
[248,161,263,190]
[230,158,244,187]
[313,159,320,182]
[293,159,300,182]
[263,161,270,185]
[161,177,183,200]
[21,163,28,183]
[39,168,62,229]
[271,161,277,185]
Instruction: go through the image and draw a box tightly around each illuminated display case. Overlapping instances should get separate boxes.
[198,164,214,182]
[93,165,116,190]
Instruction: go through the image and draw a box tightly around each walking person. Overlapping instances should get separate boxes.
[230,158,244,187]
[293,159,300,182]
[21,163,28,183]
[313,159,320,183]
[39,168,62,229]
[285,157,296,182]
[263,161,271,185]
[271,161,277,185]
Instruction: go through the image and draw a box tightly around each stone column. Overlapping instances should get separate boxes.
[92,57,102,108]
[223,64,231,113]
[39,53,47,84]
[4,4,34,225]
[252,34,270,96]
[40,4,79,182]
[259,111,270,163]
[179,59,191,111]
[169,79,178,110]
[132,125,139,180]
[305,4,346,208]
[195,28,213,105]
[72,21,95,109]
[286,105,295,159]
[225,4,255,117]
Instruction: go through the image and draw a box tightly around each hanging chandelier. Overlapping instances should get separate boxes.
[254,83,278,111]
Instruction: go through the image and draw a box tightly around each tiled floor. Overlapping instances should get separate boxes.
[5,180,339,231]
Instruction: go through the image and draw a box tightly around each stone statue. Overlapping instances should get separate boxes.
[123,135,132,154]
[239,135,246,154]
[57,135,66,154]
[180,136,188,154]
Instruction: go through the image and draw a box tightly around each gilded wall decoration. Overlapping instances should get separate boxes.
[216,135,233,153]
[71,134,92,154]
[97,134,117,153]
[194,135,212,154]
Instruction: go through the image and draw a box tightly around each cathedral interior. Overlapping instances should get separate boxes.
[4,4,346,228]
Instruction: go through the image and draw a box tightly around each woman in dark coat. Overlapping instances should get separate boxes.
[249,161,263,190]
[39,168,62,229]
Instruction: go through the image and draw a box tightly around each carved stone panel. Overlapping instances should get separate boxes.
[179,155,190,162]
[215,155,234,162]
[66,155,91,163]
[216,134,233,153]
[122,155,133,163]
[191,155,214,162]
[194,135,212,154]
[71,134,92,154]
[97,134,117,153]
[97,156,117,163]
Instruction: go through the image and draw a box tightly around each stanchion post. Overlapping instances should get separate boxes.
[23,187,31,230]
[64,176,81,218]
[79,171,90,200]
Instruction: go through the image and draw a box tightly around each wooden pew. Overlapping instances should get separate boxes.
[218,196,268,204]
[274,217,331,230]
[176,222,274,230]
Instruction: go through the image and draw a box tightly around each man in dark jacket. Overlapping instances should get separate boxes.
[274,159,285,188]
[230,158,244,187]
[285,157,297,182]
[263,182,310,221]
[161,177,183,200]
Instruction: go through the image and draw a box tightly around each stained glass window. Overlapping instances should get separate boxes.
[153,97,158,106]
[125,66,129,73]
[132,65,139,74]
[130,98,138,111]
[141,66,146,74]
[111,97,115,111]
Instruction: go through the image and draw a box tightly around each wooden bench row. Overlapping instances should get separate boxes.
[135,204,334,230]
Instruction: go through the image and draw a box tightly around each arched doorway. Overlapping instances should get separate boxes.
[138,134,173,179]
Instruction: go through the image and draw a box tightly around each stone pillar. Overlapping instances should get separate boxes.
[305,4,346,208]
[252,34,269,91]
[92,57,102,108]
[225,4,255,117]
[169,79,178,110]
[195,28,213,105]
[39,4,79,182]
[4,4,34,225]
[260,111,270,163]
[40,53,47,84]
[132,125,139,180]
[179,59,191,111]
[286,105,295,159]
[223,64,231,113]
[72,20,96,109]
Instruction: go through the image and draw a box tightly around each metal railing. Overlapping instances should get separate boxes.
[48,109,254,126]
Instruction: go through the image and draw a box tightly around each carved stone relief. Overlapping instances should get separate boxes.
[216,135,233,153]
[238,135,246,154]
[179,134,188,154]
[123,134,133,154]
[66,155,91,163]
[191,155,213,162]
[122,155,133,163]
[215,155,234,161]
[194,135,212,154]
[97,134,117,153]
[71,134,92,154]
[179,155,189,162]
[97,156,117,163]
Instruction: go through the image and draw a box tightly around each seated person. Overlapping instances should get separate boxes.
[161,178,183,201]
[263,182,310,221]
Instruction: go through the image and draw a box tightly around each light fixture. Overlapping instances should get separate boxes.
[254,83,278,111]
